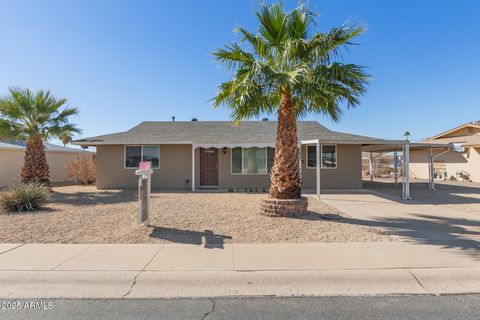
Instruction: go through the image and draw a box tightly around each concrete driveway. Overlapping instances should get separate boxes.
[321,190,480,256]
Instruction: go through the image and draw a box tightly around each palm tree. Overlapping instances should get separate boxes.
[212,2,369,200]
[0,88,81,186]
[404,131,411,140]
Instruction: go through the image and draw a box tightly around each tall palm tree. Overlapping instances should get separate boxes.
[213,2,369,200]
[0,88,81,186]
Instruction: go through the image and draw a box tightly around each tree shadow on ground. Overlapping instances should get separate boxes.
[50,189,137,205]
[332,213,480,259]
[296,211,343,221]
[149,226,232,249]
[363,180,480,206]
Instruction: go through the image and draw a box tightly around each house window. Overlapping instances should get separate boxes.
[125,146,160,169]
[322,145,336,168]
[306,145,337,169]
[231,147,275,174]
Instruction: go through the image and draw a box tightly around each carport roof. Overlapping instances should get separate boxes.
[72,121,404,146]
[362,142,451,153]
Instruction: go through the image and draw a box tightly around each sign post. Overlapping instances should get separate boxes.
[135,162,153,225]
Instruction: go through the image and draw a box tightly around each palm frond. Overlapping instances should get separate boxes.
[212,1,369,122]
[0,88,81,141]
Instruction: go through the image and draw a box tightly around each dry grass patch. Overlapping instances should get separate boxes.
[0,185,394,244]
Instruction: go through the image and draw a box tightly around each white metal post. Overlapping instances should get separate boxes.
[191,145,195,192]
[427,148,432,190]
[430,147,436,190]
[402,145,406,199]
[298,143,302,181]
[405,143,411,199]
[394,151,398,185]
[316,140,321,200]
[369,152,373,181]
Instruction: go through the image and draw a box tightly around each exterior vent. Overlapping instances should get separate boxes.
[262,118,268,121]
[191,118,198,122]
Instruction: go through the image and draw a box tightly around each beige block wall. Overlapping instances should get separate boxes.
[95,144,362,190]
[0,149,23,187]
[0,149,92,187]
[410,148,480,182]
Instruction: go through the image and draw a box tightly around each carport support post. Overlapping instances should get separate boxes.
[369,152,373,181]
[394,151,399,185]
[298,143,302,180]
[316,139,321,200]
[429,147,435,190]
[402,145,405,198]
[191,145,195,192]
[405,143,411,199]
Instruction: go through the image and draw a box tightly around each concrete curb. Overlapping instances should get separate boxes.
[0,267,479,299]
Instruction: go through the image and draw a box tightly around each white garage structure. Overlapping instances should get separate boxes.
[0,141,94,187]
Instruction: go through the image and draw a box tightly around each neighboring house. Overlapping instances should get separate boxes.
[361,152,398,178]
[410,121,480,182]
[0,140,94,187]
[73,121,402,191]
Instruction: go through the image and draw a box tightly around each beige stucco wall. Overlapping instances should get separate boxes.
[301,144,363,189]
[0,149,92,187]
[410,148,480,182]
[96,144,192,189]
[96,144,362,190]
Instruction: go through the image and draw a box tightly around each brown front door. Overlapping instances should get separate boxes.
[200,148,218,186]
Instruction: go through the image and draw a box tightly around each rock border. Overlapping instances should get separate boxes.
[260,197,308,217]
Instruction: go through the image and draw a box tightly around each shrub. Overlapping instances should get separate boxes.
[0,183,50,213]
[66,156,96,185]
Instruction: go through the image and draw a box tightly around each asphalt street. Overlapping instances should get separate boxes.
[1,295,480,320]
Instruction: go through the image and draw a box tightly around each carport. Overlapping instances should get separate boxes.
[362,142,450,199]
[302,139,450,200]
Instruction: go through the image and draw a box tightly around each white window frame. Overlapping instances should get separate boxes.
[124,145,160,169]
[306,144,337,169]
[231,147,274,175]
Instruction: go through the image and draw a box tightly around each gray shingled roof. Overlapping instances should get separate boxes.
[73,121,401,146]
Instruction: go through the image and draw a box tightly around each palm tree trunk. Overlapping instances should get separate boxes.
[21,136,51,186]
[269,91,301,199]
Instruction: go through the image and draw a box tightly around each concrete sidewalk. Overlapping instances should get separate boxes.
[0,242,479,298]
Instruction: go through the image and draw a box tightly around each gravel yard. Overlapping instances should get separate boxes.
[0,185,393,244]
[364,178,480,214]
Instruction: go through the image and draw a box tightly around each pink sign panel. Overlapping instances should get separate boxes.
[139,161,151,170]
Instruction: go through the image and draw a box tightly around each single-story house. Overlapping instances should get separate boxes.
[73,120,405,191]
[409,121,480,182]
[0,140,94,187]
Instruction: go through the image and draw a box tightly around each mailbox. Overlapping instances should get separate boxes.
[135,161,153,225]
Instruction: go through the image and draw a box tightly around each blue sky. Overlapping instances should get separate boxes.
[0,0,478,142]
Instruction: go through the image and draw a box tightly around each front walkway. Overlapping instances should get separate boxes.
[321,190,480,254]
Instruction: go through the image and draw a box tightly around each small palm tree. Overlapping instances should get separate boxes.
[404,131,411,140]
[213,2,369,200]
[0,88,81,186]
